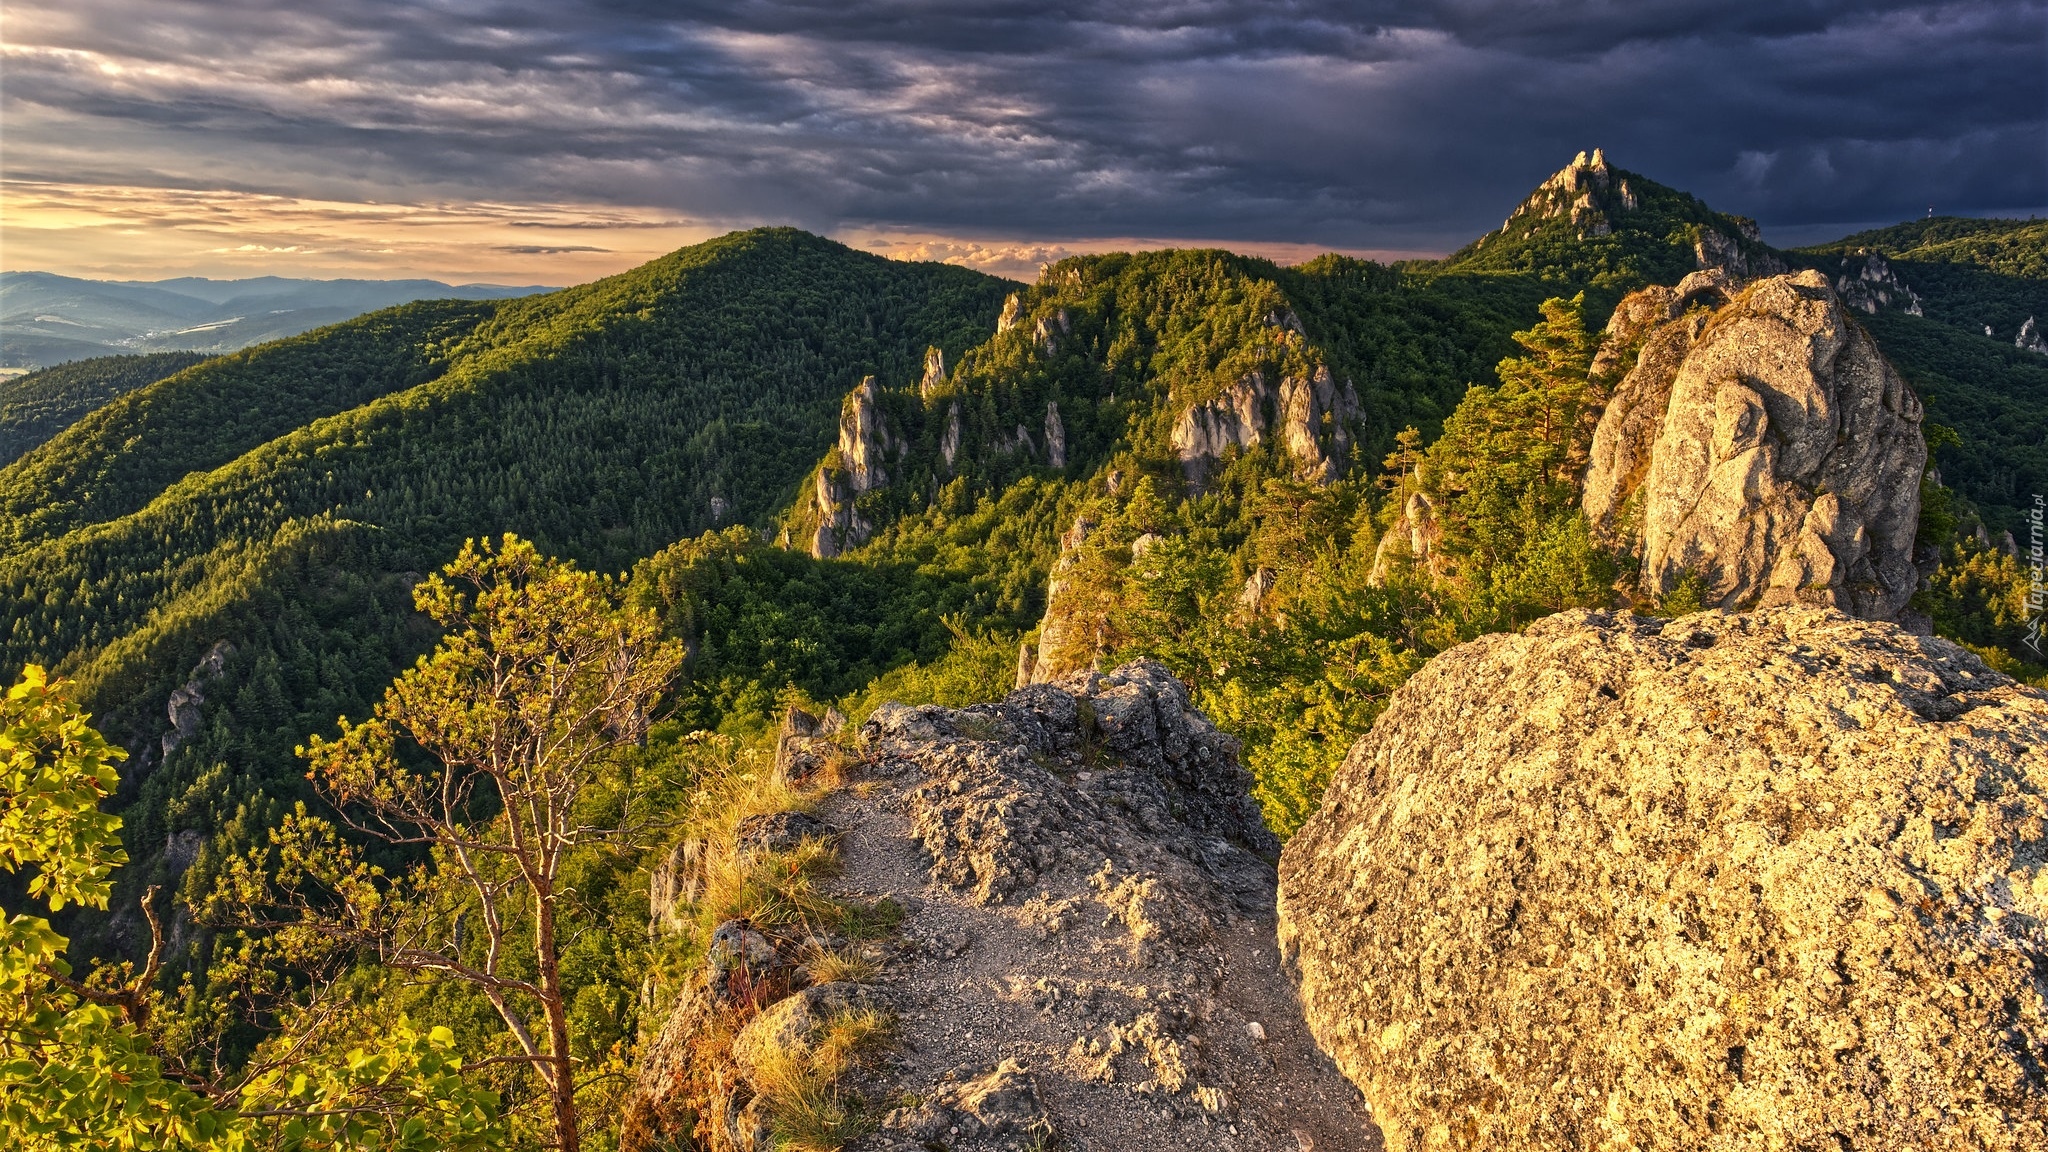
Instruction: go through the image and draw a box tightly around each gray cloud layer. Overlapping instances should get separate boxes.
[4,0,2042,252]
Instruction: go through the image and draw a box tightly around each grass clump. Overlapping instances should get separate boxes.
[752,1006,894,1151]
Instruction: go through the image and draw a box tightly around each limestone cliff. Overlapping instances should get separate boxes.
[1167,363,1357,488]
[797,376,902,558]
[1831,250,1926,316]
[160,639,236,761]
[921,346,946,401]
[2020,316,2047,356]
[1279,606,2048,1152]
[628,662,1375,1151]
[1581,269,1926,620]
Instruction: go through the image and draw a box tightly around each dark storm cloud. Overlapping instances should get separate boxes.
[4,0,2042,251]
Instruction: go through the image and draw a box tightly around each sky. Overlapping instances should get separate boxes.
[2,1,2043,285]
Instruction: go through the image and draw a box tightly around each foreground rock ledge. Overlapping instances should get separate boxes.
[630,661,1376,1151]
[1278,607,2048,1151]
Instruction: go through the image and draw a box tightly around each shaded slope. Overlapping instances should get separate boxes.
[0,302,499,552]
[0,351,210,465]
[1865,309,2048,529]
[1796,216,2048,348]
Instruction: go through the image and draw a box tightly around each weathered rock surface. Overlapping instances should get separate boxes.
[1170,367,1358,487]
[839,376,896,495]
[161,639,236,760]
[1582,269,1926,620]
[1044,400,1067,468]
[806,376,901,557]
[774,703,844,781]
[1023,512,1100,686]
[1367,490,1443,586]
[2019,316,2047,356]
[1832,250,1925,316]
[922,346,947,400]
[841,662,1372,1150]
[1279,607,2048,1152]
[940,401,963,472]
[630,661,1377,1151]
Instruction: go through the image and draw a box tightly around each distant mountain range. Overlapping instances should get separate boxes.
[0,271,555,367]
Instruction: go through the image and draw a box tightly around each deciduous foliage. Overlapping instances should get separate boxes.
[1,665,509,1151]
[234,536,684,1152]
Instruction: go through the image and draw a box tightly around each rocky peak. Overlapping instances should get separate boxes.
[2019,316,2048,355]
[920,346,947,401]
[1582,269,1926,621]
[1499,147,1630,241]
[1033,309,1069,356]
[1280,606,2048,1150]
[839,376,896,495]
[1275,365,1356,485]
[997,293,1022,333]
[800,376,905,558]
[1832,249,1925,316]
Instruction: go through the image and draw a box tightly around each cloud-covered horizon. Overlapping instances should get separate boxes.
[2,1,2042,281]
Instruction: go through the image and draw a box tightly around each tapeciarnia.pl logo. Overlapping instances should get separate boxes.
[2027,495,2046,658]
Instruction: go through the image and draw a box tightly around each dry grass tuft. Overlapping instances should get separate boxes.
[750,1006,894,1151]
[644,726,900,1151]
[803,945,882,986]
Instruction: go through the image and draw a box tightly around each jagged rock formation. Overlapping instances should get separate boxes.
[997,293,1023,333]
[1022,513,1099,685]
[921,346,947,400]
[1043,401,1066,468]
[1235,567,1276,617]
[1499,148,1632,241]
[1169,371,1268,478]
[803,377,902,558]
[629,662,1376,1151]
[840,377,896,493]
[1365,490,1442,585]
[774,703,844,781]
[1169,365,1358,487]
[1033,309,1069,356]
[2020,316,2048,356]
[1693,222,1790,280]
[1279,607,2048,1152]
[806,467,866,559]
[940,401,963,472]
[1832,250,1925,316]
[161,639,235,760]
[1582,269,1925,620]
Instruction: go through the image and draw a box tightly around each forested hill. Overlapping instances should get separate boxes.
[16,157,2041,969]
[0,351,210,465]
[0,228,1009,934]
[1424,147,1780,289]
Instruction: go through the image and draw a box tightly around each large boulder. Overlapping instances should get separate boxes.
[1279,607,2048,1151]
[1582,270,1926,621]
